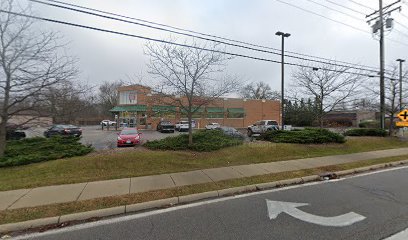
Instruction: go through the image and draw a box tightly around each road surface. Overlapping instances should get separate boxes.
[16,166,408,240]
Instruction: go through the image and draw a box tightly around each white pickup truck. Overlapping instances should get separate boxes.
[247,120,279,136]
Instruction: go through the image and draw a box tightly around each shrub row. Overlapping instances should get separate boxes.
[344,128,387,137]
[144,130,243,152]
[0,136,93,167]
[259,128,346,144]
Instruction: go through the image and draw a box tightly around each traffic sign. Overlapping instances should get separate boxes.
[396,121,408,127]
[398,109,408,122]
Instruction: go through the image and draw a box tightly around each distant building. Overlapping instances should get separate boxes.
[323,111,376,127]
[110,85,281,129]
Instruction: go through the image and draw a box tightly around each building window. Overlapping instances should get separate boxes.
[181,107,204,118]
[152,106,176,119]
[227,108,245,118]
[119,91,137,105]
[206,107,225,119]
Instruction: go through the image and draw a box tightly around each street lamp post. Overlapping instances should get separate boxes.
[275,31,291,130]
[397,59,405,111]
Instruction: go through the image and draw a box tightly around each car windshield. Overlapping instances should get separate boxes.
[121,129,138,135]
[161,121,172,125]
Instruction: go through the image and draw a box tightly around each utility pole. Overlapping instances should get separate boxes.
[366,0,401,129]
[379,0,385,130]
[275,31,291,130]
[397,59,405,111]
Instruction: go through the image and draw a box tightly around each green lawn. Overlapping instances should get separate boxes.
[1,137,408,191]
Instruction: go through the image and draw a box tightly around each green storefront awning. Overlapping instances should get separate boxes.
[109,105,147,112]
[181,107,204,113]
[227,108,245,113]
[206,107,224,113]
[152,105,176,112]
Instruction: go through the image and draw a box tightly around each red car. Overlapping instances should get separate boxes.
[117,128,142,147]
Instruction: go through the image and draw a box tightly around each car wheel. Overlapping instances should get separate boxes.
[247,129,253,137]
[171,130,175,133]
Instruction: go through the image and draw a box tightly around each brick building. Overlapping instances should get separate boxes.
[110,85,281,129]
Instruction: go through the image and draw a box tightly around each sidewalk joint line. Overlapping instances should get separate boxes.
[169,175,176,187]
[6,188,33,210]
[128,178,131,194]
[200,170,215,183]
[76,182,89,201]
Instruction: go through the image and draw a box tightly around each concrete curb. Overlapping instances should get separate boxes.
[59,206,125,223]
[178,191,219,204]
[218,185,257,196]
[0,217,59,233]
[2,160,408,234]
[125,197,178,213]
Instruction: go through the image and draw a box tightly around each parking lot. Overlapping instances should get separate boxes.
[24,125,187,150]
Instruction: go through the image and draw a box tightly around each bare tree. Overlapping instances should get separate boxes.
[292,63,363,128]
[0,0,77,157]
[240,81,280,100]
[43,80,95,123]
[98,80,123,115]
[145,40,241,144]
[365,66,408,135]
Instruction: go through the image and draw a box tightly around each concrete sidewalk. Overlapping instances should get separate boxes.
[2,147,408,211]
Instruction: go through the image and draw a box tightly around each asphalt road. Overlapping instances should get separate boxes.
[17,166,408,240]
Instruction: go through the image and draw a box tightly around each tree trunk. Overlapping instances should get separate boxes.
[188,112,193,145]
[0,119,7,158]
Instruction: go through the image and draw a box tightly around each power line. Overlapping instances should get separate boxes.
[276,0,369,33]
[30,0,384,73]
[277,0,408,48]
[28,0,385,74]
[346,0,375,11]
[325,0,367,16]
[0,9,382,79]
[304,0,364,21]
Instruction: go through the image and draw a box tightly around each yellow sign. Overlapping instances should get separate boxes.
[398,109,408,122]
[396,121,408,127]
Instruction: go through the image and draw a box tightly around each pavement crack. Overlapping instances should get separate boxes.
[76,182,89,201]
[6,188,32,210]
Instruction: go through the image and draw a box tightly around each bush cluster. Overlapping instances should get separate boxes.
[259,128,346,144]
[144,130,243,152]
[344,128,387,137]
[0,136,93,168]
[358,120,380,128]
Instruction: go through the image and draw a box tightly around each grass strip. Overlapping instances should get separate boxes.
[1,154,407,225]
[1,137,408,191]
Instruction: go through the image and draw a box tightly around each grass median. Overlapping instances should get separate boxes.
[1,137,408,191]
[1,154,408,225]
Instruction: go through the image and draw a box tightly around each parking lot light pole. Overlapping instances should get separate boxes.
[397,59,405,111]
[275,31,291,130]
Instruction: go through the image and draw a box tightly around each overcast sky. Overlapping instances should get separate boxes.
[26,0,408,92]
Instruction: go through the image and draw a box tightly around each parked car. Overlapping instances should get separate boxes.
[100,120,117,126]
[175,121,190,132]
[157,121,175,133]
[6,124,26,140]
[117,128,142,147]
[205,122,221,130]
[247,120,279,137]
[44,124,82,138]
[217,126,244,139]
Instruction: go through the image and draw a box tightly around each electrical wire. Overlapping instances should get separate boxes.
[29,0,384,73]
[303,0,364,21]
[276,0,408,48]
[28,0,386,74]
[325,0,367,16]
[0,9,383,79]
[346,0,375,11]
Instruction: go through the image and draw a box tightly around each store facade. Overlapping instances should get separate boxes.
[110,85,281,129]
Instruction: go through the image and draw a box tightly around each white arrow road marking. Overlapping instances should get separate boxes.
[266,200,366,227]
[384,227,408,240]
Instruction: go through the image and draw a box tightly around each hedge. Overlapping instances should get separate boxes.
[144,130,243,152]
[344,128,387,137]
[0,136,93,168]
[259,128,346,144]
